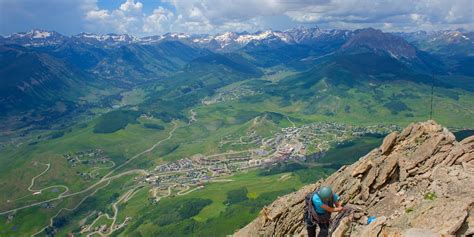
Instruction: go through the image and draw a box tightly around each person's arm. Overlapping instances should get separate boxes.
[320,204,343,212]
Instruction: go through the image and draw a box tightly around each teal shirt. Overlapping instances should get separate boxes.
[312,193,339,214]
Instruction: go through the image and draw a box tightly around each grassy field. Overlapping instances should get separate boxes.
[112,170,303,236]
[0,117,175,208]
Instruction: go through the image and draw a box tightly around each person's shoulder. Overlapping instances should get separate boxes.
[333,193,340,201]
[312,193,322,203]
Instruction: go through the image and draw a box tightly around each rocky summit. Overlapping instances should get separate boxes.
[235,121,474,236]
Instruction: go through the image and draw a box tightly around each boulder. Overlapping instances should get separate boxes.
[381,132,398,155]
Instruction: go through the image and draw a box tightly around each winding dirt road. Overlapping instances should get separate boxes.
[1,122,178,217]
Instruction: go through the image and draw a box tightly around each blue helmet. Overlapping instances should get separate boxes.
[318,186,333,200]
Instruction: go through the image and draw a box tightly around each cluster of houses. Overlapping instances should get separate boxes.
[201,87,257,105]
[140,121,399,201]
[219,130,264,148]
[154,158,194,173]
[63,149,110,167]
[292,122,399,154]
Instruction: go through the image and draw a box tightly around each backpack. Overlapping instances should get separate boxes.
[303,189,333,226]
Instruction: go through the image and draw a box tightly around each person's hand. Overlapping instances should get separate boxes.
[334,206,343,212]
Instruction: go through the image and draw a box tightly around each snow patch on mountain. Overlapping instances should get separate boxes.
[3,27,472,52]
[31,30,52,39]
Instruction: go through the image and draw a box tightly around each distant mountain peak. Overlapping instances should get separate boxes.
[163,32,191,39]
[342,28,417,59]
[285,25,321,33]
[30,29,53,38]
[9,29,62,39]
[439,30,472,43]
[6,29,66,46]
[74,32,139,44]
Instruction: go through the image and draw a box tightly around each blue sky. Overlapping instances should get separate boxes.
[1,0,473,36]
[96,0,174,15]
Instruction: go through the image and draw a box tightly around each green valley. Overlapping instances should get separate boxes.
[1,26,474,237]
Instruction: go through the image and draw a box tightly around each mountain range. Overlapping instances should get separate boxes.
[1,26,473,131]
[3,27,472,53]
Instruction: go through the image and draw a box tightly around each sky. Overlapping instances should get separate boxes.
[0,0,473,36]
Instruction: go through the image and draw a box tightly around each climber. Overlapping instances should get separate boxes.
[304,186,343,237]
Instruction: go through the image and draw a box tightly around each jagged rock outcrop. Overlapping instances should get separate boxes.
[235,121,474,236]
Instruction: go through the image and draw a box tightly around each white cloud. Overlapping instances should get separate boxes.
[282,0,474,31]
[2,0,473,36]
[143,7,174,33]
[161,0,325,33]
[86,9,109,21]
[84,0,146,34]
[119,0,143,13]
[152,0,473,34]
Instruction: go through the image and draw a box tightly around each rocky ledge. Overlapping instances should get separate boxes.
[234,121,474,236]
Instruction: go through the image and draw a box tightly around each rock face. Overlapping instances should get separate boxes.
[234,121,474,236]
